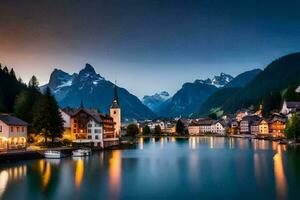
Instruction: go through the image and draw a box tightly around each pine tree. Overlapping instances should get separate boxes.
[28,75,39,89]
[9,68,16,79]
[176,119,185,135]
[154,125,161,135]
[142,125,151,135]
[32,87,64,146]
[3,66,8,74]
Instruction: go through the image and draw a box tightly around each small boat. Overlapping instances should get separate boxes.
[72,148,92,157]
[44,150,66,159]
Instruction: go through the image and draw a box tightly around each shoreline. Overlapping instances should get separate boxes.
[0,135,297,164]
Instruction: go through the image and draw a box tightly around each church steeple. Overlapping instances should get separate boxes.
[111,81,120,108]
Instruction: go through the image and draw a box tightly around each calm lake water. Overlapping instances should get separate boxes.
[1,137,300,200]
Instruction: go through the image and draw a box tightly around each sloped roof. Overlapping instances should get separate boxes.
[286,101,300,109]
[0,114,28,126]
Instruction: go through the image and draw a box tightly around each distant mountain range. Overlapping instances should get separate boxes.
[142,91,170,113]
[151,73,233,118]
[193,52,300,117]
[41,64,156,122]
[143,70,263,118]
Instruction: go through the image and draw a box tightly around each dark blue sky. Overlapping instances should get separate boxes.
[1,0,300,98]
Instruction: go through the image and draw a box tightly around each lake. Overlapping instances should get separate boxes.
[1,137,300,200]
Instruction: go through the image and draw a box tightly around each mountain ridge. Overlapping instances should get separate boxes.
[41,63,156,121]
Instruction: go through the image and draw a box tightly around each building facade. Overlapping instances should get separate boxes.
[0,114,28,151]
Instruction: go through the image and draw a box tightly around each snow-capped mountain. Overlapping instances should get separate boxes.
[194,73,233,88]
[41,63,156,121]
[156,72,233,117]
[142,91,170,112]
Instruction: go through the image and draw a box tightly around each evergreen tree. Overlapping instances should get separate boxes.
[154,125,161,135]
[142,125,151,135]
[14,87,42,125]
[176,119,185,135]
[126,124,139,139]
[9,68,16,79]
[284,85,300,101]
[262,91,282,117]
[32,87,64,145]
[3,66,8,74]
[28,75,39,89]
[285,113,300,141]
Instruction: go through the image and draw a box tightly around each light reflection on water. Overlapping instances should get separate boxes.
[0,137,299,200]
[273,145,287,199]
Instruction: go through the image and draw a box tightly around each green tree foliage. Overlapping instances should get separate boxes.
[176,119,185,135]
[284,85,300,101]
[208,112,218,120]
[33,87,65,145]
[285,113,300,140]
[28,75,39,89]
[0,65,27,112]
[262,91,282,117]
[154,125,161,134]
[142,125,151,135]
[126,124,139,138]
[14,87,42,125]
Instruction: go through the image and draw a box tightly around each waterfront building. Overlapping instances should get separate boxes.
[250,119,269,136]
[211,121,226,135]
[240,115,261,134]
[0,114,28,151]
[59,84,121,148]
[268,114,287,138]
[188,121,201,135]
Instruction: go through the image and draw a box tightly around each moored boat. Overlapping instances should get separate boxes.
[44,150,66,159]
[72,148,92,157]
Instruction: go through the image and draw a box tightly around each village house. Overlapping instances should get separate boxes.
[250,118,269,136]
[188,121,201,135]
[60,84,121,148]
[235,109,250,122]
[240,115,261,134]
[268,114,287,138]
[229,119,239,134]
[211,120,226,135]
[281,101,300,118]
[0,114,28,151]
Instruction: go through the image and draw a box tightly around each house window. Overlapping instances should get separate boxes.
[10,127,13,132]
[95,135,99,140]
[17,127,20,132]
[88,129,92,133]
[88,123,93,127]
[94,129,101,133]
[88,135,92,139]
[21,127,24,132]
[73,129,76,133]
[0,126,2,132]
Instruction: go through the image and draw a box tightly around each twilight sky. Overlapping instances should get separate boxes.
[1,0,300,98]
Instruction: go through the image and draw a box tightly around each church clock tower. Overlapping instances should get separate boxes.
[110,82,121,137]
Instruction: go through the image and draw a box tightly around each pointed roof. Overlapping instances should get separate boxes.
[111,81,120,109]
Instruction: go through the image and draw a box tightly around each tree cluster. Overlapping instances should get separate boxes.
[285,113,300,141]
[0,63,65,146]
